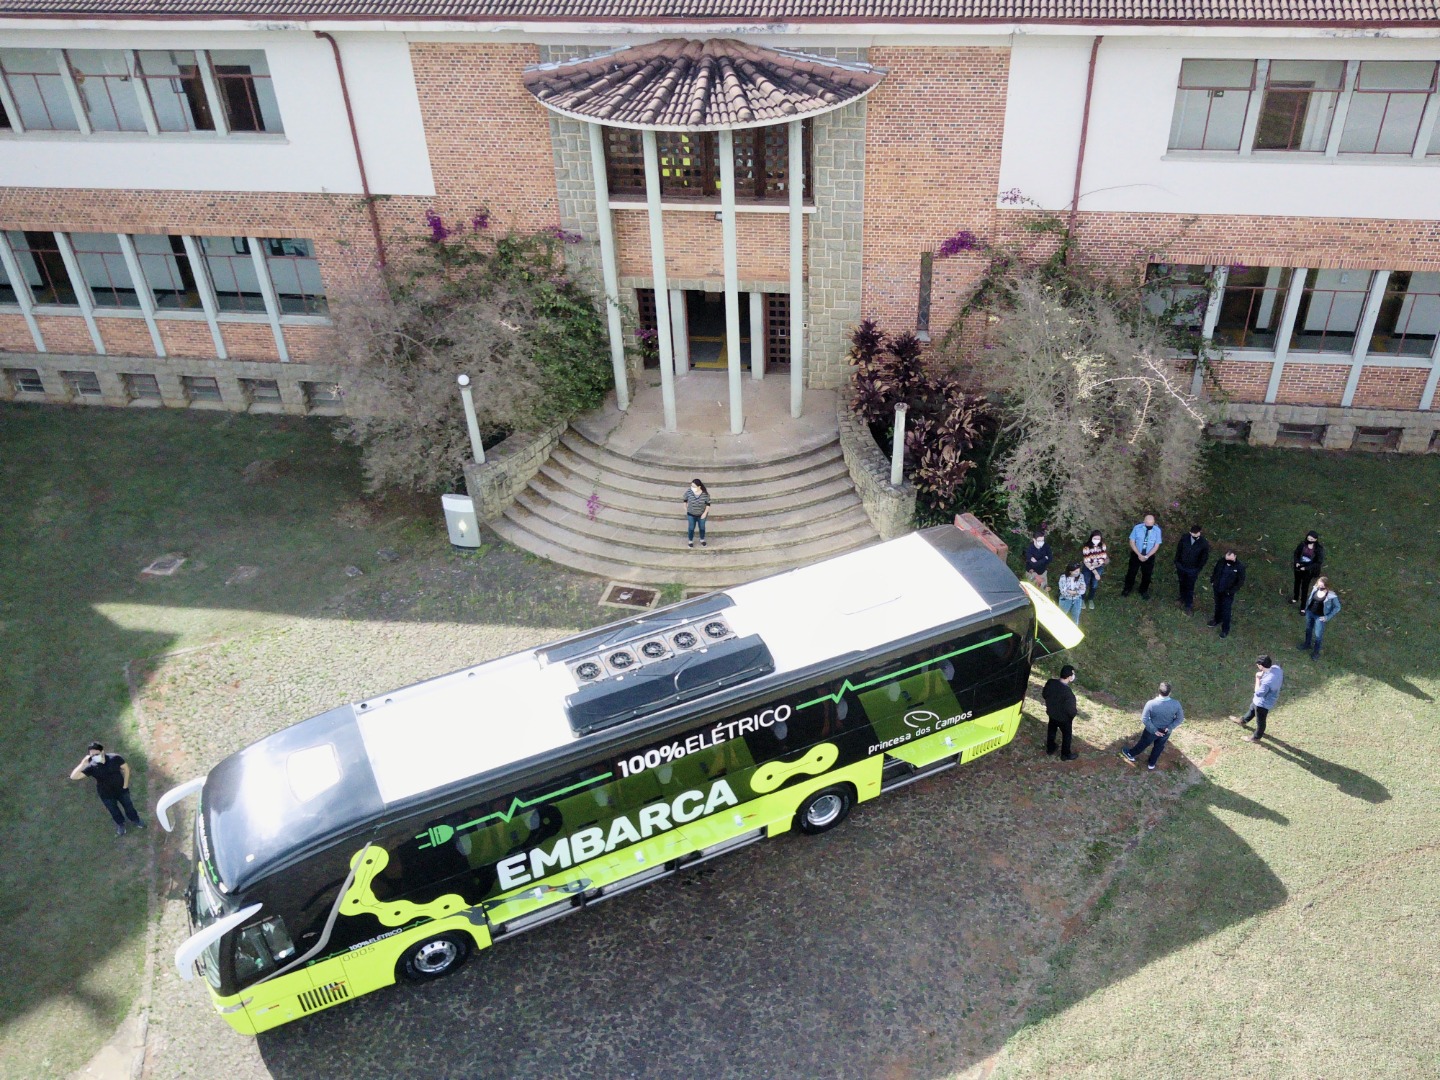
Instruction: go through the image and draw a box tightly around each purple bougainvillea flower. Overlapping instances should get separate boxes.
[472,212,490,231]
[999,188,1025,205]
[424,210,452,242]
[938,229,981,258]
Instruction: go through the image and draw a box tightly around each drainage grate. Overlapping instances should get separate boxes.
[141,554,186,577]
[297,981,350,1013]
[599,582,660,611]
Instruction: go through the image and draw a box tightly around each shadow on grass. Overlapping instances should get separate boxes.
[1258,736,1391,804]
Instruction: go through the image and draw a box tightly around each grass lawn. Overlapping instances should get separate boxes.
[994,444,1440,1078]
[1,404,1436,1079]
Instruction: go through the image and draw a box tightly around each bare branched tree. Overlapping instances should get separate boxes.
[333,223,611,493]
[969,272,1209,536]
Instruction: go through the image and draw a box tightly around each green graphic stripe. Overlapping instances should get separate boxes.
[415,772,612,848]
[796,633,1014,711]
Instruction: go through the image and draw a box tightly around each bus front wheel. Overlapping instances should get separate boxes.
[397,931,472,983]
[794,785,854,835]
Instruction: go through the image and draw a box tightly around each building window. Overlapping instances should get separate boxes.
[199,236,267,313]
[1253,60,1345,152]
[0,254,15,305]
[6,231,78,306]
[1276,423,1326,447]
[1144,263,1212,327]
[1369,271,1440,357]
[1213,267,1294,350]
[916,251,934,338]
[241,377,282,404]
[1169,60,1256,152]
[603,122,811,203]
[1352,426,1402,451]
[122,372,161,400]
[1338,61,1438,155]
[133,234,201,309]
[262,238,327,315]
[182,374,222,402]
[134,50,215,132]
[70,232,141,309]
[301,380,342,408]
[60,369,103,397]
[6,367,45,394]
[210,50,282,133]
[67,50,148,132]
[1290,270,1373,353]
[0,49,80,131]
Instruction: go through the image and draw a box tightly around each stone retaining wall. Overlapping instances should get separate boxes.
[1225,402,1440,453]
[463,422,567,522]
[837,398,916,540]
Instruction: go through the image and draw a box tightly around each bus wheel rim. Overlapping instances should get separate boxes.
[807,794,843,827]
[414,939,459,974]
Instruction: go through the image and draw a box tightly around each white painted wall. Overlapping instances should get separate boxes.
[1000,34,1440,221]
[0,29,433,196]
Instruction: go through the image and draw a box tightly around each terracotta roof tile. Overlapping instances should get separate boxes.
[2,0,1438,22]
[524,39,885,129]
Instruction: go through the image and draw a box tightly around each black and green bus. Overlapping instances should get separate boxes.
[161,523,1080,1034]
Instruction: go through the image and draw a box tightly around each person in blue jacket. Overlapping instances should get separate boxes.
[1300,576,1342,660]
[1233,655,1283,742]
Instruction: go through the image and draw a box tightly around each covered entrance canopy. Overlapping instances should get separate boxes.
[523,39,886,434]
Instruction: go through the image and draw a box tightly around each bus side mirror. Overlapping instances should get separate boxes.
[157,777,206,833]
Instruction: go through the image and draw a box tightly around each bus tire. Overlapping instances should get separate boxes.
[794,784,854,836]
[396,931,472,983]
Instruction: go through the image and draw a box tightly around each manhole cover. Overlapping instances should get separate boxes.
[141,554,186,577]
[225,566,260,586]
[600,582,660,611]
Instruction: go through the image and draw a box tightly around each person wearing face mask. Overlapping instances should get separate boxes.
[1121,513,1163,600]
[70,742,146,837]
[1300,576,1342,660]
[1207,549,1247,639]
[1080,530,1109,610]
[1023,530,1053,590]
[1291,530,1324,605]
[1173,523,1210,614]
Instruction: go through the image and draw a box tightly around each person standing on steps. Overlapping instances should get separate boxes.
[1081,530,1109,610]
[1042,664,1080,761]
[1173,523,1210,613]
[70,742,147,837]
[1208,549,1247,638]
[1233,655,1283,742]
[1291,530,1325,605]
[1301,576,1342,660]
[1023,529,1053,590]
[683,478,711,548]
[1121,514,1163,599]
[1119,682,1184,771]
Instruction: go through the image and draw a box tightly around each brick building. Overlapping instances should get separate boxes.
[2,1,1439,450]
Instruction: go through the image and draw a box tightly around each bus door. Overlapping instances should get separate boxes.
[858,656,983,771]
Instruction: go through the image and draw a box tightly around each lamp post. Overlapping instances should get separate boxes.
[458,374,485,464]
[890,403,908,487]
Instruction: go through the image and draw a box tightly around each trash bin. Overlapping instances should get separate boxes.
[441,493,481,549]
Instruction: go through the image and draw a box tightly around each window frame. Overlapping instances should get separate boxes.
[603,121,813,204]
[1168,59,1257,152]
[1338,61,1439,156]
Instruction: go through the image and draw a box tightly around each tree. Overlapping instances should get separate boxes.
[963,270,1208,536]
[333,216,612,493]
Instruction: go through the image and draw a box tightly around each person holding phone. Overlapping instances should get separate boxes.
[70,742,146,837]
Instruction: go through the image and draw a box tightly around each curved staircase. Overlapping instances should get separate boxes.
[488,426,880,588]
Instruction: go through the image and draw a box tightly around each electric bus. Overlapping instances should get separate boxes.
[160,523,1080,1034]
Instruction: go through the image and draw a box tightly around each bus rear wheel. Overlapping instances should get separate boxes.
[794,785,854,835]
[397,931,472,983]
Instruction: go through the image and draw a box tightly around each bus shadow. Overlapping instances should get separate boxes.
[253,744,1287,1080]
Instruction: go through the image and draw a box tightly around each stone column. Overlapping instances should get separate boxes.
[587,123,630,411]
[1194,265,1228,397]
[788,118,805,418]
[1264,269,1307,404]
[719,128,743,434]
[641,129,677,431]
[1341,271,1389,407]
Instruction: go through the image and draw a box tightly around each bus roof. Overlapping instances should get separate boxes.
[355,528,1007,805]
[202,526,1025,891]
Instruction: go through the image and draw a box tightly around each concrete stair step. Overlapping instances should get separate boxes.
[532,465,860,519]
[513,488,874,547]
[542,450,853,507]
[559,430,845,487]
[495,502,879,581]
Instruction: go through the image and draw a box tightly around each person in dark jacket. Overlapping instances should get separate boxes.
[1042,664,1079,761]
[70,742,147,837]
[1208,550,1246,638]
[1291,530,1324,605]
[1023,531,1053,589]
[1173,523,1210,613]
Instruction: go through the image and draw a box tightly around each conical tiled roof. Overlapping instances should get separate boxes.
[523,39,887,131]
